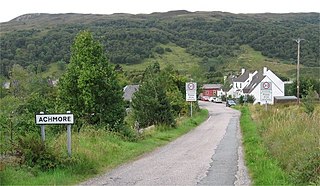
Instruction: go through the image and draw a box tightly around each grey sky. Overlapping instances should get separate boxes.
[1,0,319,22]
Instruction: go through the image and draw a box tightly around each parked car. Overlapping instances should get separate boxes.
[208,97,216,102]
[201,96,210,101]
[226,100,236,107]
[209,97,223,103]
[214,97,223,103]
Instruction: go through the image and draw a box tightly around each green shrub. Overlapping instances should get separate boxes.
[17,134,62,171]
[302,88,318,114]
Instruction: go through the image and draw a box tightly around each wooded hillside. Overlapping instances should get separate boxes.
[0,11,319,78]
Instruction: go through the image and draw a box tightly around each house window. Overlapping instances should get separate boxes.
[235,83,237,88]
[240,83,242,88]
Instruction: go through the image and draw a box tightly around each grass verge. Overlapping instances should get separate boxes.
[0,109,208,185]
[239,106,290,185]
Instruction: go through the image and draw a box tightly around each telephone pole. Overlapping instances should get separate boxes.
[294,38,304,104]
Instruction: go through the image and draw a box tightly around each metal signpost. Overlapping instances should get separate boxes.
[186,82,197,117]
[260,82,272,110]
[35,111,74,156]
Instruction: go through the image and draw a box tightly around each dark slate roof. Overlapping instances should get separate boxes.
[243,71,265,94]
[123,85,140,101]
[233,70,250,82]
[202,84,222,89]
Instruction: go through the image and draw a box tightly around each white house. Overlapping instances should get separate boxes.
[228,67,284,105]
[227,68,257,98]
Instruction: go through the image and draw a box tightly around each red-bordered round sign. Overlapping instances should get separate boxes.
[187,83,195,90]
[262,82,270,89]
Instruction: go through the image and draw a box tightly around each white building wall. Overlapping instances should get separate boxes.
[251,85,261,105]
[265,70,284,95]
[251,76,284,105]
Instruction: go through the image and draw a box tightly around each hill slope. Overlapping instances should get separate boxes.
[0,11,319,79]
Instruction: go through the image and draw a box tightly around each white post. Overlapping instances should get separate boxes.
[66,111,72,157]
[190,102,193,117]
[265,101,268,111]
[40,111,45,142]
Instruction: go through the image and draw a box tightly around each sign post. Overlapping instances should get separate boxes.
[66,111,72,156]
[186,82,197,117]
[36,112,74,156]
[39,111,45,142]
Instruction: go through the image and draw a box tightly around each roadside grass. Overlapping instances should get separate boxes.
[250,104,320,185]
[239,106,290,185]
[0,109,208,185]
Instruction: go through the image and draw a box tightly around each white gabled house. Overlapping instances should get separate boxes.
[227,68,257,98]
[227,67,284,105]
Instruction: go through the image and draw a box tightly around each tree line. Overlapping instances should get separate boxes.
[0,12,319,78]
[0,31,193,170]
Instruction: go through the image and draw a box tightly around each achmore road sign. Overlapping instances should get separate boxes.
[35,114,74,125]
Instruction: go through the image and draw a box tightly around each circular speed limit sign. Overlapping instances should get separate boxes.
[187,83,195,90]
[262,82,270,89]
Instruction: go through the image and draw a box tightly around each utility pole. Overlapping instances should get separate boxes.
[294,38,304,104]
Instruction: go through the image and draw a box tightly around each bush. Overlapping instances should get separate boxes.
[302,88,318,114]
[16,134,62,171]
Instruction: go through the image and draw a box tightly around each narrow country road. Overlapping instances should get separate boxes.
[80,101,251,186]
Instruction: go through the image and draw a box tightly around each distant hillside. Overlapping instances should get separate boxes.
[0,11,319,78]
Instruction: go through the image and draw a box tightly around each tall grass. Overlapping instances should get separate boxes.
[250,104,320,184]
[0,109,208,185]
[240,106,290,185]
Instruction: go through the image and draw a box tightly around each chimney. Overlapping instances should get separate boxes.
[263,67,267,75]
[241,68,245,75]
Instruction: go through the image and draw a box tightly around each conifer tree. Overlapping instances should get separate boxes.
[132,63,175,128]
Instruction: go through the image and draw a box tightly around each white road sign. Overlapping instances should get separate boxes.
[260,82,272,102]
[186,82,197,101]
[35,114,74,125]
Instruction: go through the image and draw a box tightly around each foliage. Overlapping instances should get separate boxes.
[239,95,244,105]
[58,31,125,132]
[302,87,318,114]
[247,95,256,103]
[1,12,319,78]
[0,109,208,185]
[239,106,289,185]
[16,134,62,171]
[239,95,255,105]
[0,65,58,154]
[286,77,320,98]
[132,63,175,128]
[250,104,320,184]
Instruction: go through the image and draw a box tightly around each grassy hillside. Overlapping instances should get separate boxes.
[1,11,319,79]
[33,44,317,84]
[122,43,204,81]
[222,46,297,78]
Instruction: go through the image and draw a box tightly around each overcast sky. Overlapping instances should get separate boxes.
[1,0,319,22]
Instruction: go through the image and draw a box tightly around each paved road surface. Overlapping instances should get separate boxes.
[80,101,251,185]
